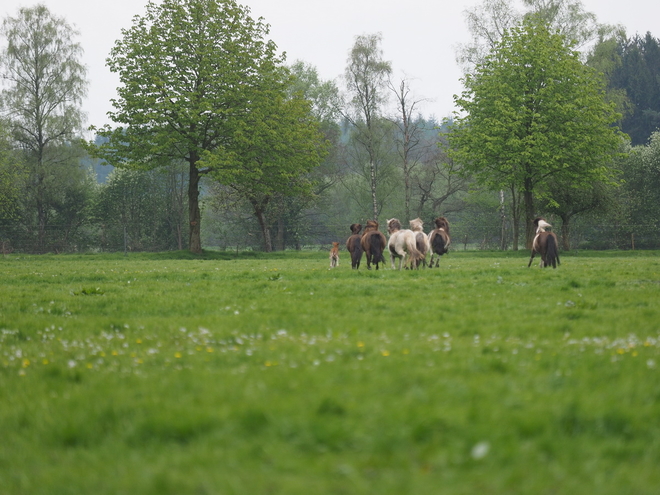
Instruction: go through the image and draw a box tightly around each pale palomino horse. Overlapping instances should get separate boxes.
[428,216,451,268]
[345,223,363,269]
[528,217,560,268]
[360,220,387,270]
[386,218,423,270]
[409,217,430,268]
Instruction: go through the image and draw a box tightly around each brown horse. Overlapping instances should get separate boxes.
[528,217,560,268]
[345,223,363,269]
[360,220,387,270]
[428,216,451,268]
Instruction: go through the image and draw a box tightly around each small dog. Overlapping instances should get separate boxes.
[329,241,340,268]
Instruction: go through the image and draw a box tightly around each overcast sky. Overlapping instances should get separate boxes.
[2,0,659,131]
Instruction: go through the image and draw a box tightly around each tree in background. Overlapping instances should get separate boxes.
[341,33,392,221]
[0,5,88,252]
[413,129,470,222]
[457,0,604,74]
[278,61,341,250]
[619,131,660,247]
[0,122,21,219]
[203,88,327,252]
[94,0,287,254]
[542,177,618,250]
[591,32,660,146]
[0,121,26,252]
[450,16,623,249]
[388,76,430,222]
[93,166,186,252]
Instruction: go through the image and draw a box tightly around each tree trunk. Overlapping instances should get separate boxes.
[560,215,571,251]
[404,160,411,223]
[188,159,202,254]
[370,158,378,221]
[255,207,272,252]
[276,216,285,251]
[510,185,520,251]
[36,197,47,254]
[499,190,506,250]
[523,183,535,249]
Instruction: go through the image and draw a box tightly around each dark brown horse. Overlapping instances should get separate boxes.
[360,220,387,270]
[345,223,363,269]
[528,217,560,268]
[428,216,451,268]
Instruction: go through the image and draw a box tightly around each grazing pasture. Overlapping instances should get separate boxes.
[1,250,659,494]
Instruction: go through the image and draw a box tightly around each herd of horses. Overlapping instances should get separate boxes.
[338,216,560,270]
[343,216,451,270]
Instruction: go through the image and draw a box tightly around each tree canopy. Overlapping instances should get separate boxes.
[449,16,623,248]
[93,0,293,253]
[0,4,89,252]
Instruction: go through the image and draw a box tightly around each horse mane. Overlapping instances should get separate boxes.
[349,223,362,235]
[434,216,450,234]
[409,218,424,232]
[364,220,379,233]
[533,217,552,233]
[387,218,402,234]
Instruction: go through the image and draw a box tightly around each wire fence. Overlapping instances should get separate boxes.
[2,223,659,254]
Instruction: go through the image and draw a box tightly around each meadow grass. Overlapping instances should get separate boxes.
[1,250,659,494]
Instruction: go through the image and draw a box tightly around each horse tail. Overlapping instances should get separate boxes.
[348,236,363,268]
[415,232,427,253]
[405,233,423,267]
[363,232,380,265]
[546,234,560,268]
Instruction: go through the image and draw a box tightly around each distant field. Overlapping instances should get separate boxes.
[1,250,659,494]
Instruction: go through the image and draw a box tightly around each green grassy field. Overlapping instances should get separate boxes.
[1,250,659,494]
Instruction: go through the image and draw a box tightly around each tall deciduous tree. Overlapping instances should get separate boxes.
[202,90,327,252]
[93,0,285,253]
[0,5,88,252]
[457,0,603,74]
[388,76,428,221]
[449,16,623,248]
[341,33,392,221]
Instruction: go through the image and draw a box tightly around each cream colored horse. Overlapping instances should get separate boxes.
[387,218,423,270]
[409,217,430,268]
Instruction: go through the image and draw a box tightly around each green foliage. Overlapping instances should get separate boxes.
[1,252,660,493]
[450,16,624,245]
[618,131,660,246]
[0,124,25,224]
[93,0,291,253]
[342,33,393,221]
[93,165,188,252]
[0,5,89,253]
[0,5,87,147]
[592,32,660,145]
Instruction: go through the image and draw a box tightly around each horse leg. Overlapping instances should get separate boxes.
[527,250,536,268]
